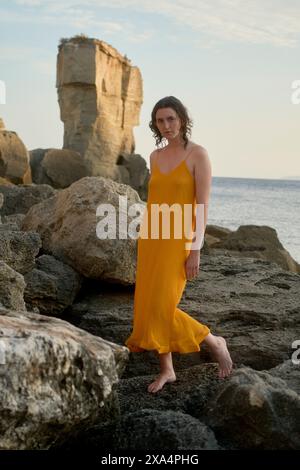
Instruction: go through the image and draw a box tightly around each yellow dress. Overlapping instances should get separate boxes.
[125,147,210,354]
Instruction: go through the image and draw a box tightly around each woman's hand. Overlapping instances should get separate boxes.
[185,250,200,280]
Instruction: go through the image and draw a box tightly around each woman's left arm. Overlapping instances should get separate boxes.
[185,146,212,280]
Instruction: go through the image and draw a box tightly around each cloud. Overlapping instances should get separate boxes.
[5,0,300,47]
[2,3,151,41]
[15,0,42,5]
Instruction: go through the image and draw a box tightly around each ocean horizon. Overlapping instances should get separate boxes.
[209,176,300,264]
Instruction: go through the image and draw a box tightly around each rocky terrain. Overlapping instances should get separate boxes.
[1,177,299,450]
[0,34,299,451]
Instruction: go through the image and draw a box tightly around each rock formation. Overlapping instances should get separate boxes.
[205,365,300,449]
[56,36,146,188]
[0,229,41,274]
[0,121,32,184]
[1,96,300,449]
[0,307,128,450]
[1,171,300,449]
[21,176,143,285]
[24,254,82,315]
[30,148,88,189]
[205,224,300,274]
[0,183,57,217]
[53,253,300,451]
[0,261,26,311]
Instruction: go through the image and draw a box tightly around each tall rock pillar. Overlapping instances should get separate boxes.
[56,36,143,181]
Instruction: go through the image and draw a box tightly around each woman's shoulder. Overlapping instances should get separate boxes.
[189,141,206,151]
[189,144,210,176]
[190,142,209,156]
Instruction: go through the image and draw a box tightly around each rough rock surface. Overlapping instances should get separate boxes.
[0,229,41,274]
[29,148,52,185]
[27,249,300,451]
[268,359,300,394]
[0,183,57,216]
[30,148,88,188]
[0,129,31,184]
[103,408,219,450]
[208,224,300,273]
[1,213,25,229]
[64,253,300,376]
[0,261,26,310]
[116,152,149,202]
[21,176,143,284]
[24,254,83,315]
[205,366,300,449]
[0,307,129,450]
[57,36,143,182]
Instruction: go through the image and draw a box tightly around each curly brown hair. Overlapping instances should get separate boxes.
[149,96,193,150]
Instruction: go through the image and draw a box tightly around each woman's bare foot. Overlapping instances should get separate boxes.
[204,334,233,378]
[147,370,177,393]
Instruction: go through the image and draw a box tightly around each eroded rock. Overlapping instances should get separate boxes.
[0,230,41,274]
[21,176,143,284]
[209,225,300,273]
[0,130,31,184]
[57,36,143,182]
[205,366,300,449]
[0,261,26,311]
[0,307,129,450]
[0,183,57,216]
[24,254,82,315]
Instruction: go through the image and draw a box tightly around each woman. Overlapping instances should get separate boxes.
[125,96,233,393]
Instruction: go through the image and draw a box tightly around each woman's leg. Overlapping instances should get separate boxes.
[147,352,177,393]
[202,333,233,378]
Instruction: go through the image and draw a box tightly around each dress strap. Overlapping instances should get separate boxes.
[153,144,196,171]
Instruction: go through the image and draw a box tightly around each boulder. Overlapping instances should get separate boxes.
[209,225,300,273]
[24,255,82,315]
[116,152,149,201]
[205,366,300,449]
[29,148,52,185]
[0,183,57,216]
[56,36,143,182]
[206,224,233,239]
[0,130,31,184]
[0,261,26,310]
[268,359,300,394]
[0,230,41,274]
[107,408,219,450]
[21,176,143,285]
[0,307,129,449]
[1,213,25,229]
[42,148,87,188]
[30,148,88,188]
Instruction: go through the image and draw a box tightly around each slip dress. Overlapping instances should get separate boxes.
[125,144,210,354]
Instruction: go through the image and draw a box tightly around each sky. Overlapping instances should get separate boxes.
[0,0,299,179]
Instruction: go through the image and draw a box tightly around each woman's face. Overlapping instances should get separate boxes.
[155,107,181,140]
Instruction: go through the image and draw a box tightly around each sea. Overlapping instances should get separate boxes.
[208,177,300,264]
